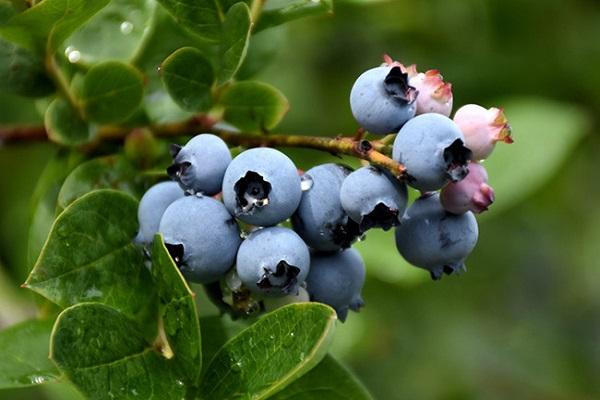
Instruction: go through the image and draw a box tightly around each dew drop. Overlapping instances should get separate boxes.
[300,174,313,191]
[299,352,305,361]
[120,21,134,35]
[231,360,243,372]
[175,380,184,387]
[64,46,81,63]
[28,374,51,385]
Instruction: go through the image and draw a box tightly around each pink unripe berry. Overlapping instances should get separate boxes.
[409,70,453,117]
[453,104,513,160]
[440,162,495,215]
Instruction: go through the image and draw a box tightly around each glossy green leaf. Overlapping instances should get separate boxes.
[64,0,155,63]
[155,0,222,42]
[132,5,209,123]
[57,155,147,211]
[219,80,289,132]
[45,97,96,146]
[199,303,336,400]
[0,0,110,54]
[0,37,54,97]
[152,234,201,384]
[160,47,215,112]
[484,97,590,215]
[268,355,373,400]
[218,2,251,83]
[0,318,60,389]
[81,61,144,124]
[255,0,334,33]
[25,190,157,331]
[51,303,185,400]
[27,150,83,269]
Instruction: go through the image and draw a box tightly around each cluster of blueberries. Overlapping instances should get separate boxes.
[135,56,512,321]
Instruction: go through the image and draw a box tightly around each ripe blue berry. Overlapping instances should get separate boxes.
[236,227,310,297]
[350,66,418,134]
[168,134,232,195]
[292,163,361,252]
[306,248,365,322]
[222,148,302,226]
[395,193,479,280]
[340,166,408,231]
[135,181,185,244]
[392,113,472,192]
[159,195,241,283]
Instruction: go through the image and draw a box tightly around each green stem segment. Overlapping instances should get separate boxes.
[45,56,82,115]
[0,117,404,178]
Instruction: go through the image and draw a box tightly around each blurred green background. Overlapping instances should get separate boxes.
[1,0,599,399]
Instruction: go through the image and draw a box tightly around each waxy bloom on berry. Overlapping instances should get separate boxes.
[441,162,495,215]
[453,104,513,160]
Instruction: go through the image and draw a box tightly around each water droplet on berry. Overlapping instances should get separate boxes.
[300,174,313,191]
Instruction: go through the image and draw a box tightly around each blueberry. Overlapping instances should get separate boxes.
[392,113,472,192]
[306,248,366,322]
[340,166,408,231]
[395,193,479,280]
[167,134,232,195]
[350,66,418,134]
[159,195,241,283]
[291,163,362,252]
[236,227,310,297]
[134,181,185,245]
[222,148,302,226]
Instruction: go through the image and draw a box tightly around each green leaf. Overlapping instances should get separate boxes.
[155,0,222,42]
[199,316,229,370]
[218,2,251,83]
[0,0,110,54]
[0,319,60,389]
[25,190,157,331]
[0,0,18,26]
[484,97,590,215]
[0,37,54,97]
[50,303,186,400]
[160,47,215,112]
[268,355,372,400]
[0,92,44,124]
[199,303,336,400]
[255,0,334,33]
[237,27,286,80]
[27,150,83,270]
[57,155,147,212]
[45,97,96,146]
[64,0,156,63]
[81,61,144,124]
[152,234,201,384]
[219,81,289,132]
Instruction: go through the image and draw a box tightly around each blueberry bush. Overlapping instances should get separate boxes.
[0,1,596,399]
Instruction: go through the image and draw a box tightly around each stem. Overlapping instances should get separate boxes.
[0,118,405,178]
[250,0,266,25]
[45,56,82,115]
